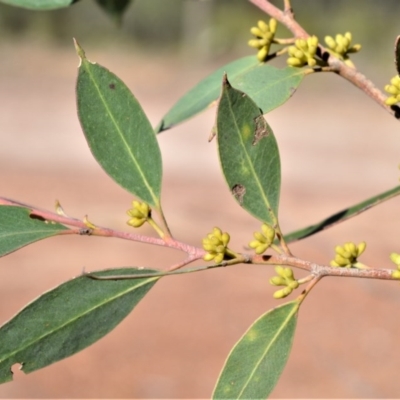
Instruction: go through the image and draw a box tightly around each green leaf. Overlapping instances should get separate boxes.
[217,74,281,225]
[233,65,305,115]
[76,41,162,208]
[284,185,400,243]
[0,268,159,383]
[0,0,77,9]
[157,59,305,133]
[95,0,132,24]
[0,206,68,257]
[213,301,299,400]
[156,56,260,132]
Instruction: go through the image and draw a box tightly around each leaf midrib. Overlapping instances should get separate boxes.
[82,60,158,206]
[0,276,158,362]
[225,89,277,224]
[237,304,298,398]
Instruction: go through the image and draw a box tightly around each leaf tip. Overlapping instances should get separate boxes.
[222,72,231,90]
[73,38,86,65]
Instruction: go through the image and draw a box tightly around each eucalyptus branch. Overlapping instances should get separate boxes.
[0,196,205,257]
[248,0,397,119]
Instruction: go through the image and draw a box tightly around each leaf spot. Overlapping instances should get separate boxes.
[252,115,270,145]
[232,184,246,205]
[241,124,251,141]
[29,213,46,222]
[246,329,258,342]
[109,83,116,90]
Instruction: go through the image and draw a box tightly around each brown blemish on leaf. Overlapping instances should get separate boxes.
[232,184,246,205]
[252,115,271,145]
[29,213,46,222]
[109,83,116,90]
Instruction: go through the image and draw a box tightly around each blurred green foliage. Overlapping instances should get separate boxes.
[0,0,399,63]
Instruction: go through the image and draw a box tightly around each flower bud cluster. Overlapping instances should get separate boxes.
[270,266,299,299]
[287,36,318,67]
[384,75,400,106]
[330,241,366,268]
[324,32,361,59]
[249,223,275,254]
[126,200,151,228]
[202,227,230,264]
[389,252,400,279]
[248,19,277,62]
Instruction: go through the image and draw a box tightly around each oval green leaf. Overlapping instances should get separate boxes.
[213,301,299,400]
[0,206,68,257]
[217,75,281,225]
[0,0,77,9]
[76,42,162,208]
[234,65,305,114]
[0,268,159,383]
[156,56,260,132]
[157,60,305,133]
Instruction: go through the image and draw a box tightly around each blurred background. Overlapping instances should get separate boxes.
[1,0,400,397]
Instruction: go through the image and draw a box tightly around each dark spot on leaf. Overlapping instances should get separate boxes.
[109,83,116,90]
[289,86,296,96]
[232,184,246,205]
[252,115,271,145]
[29,213,46,222]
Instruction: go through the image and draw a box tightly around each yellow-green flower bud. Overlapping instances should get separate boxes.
[251,27,264,37]
[385,75,400,105]
[282,267,295,279]
[287,35,319,68]
[287,57,303,67]
[269,18,277,33]
[330,241,366,268]
[248,18,277,62]
[248,39,262,49]
[288,280,299,290]
[385,96,400,106]
[270,276,286,286]
[392,270,400,279]
[127,200,151,228]
[257,47,268,62]
[390,252,400,265]
[325,35,336,50]
[257,20,269,32]
[248,223,275,255]
[273,286,293,299]
[202,227,232,264]
[270,265,299,299]
[324,31,361,61]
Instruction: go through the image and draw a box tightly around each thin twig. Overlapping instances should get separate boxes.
[0,196,205,257]
[255,253,396,280]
